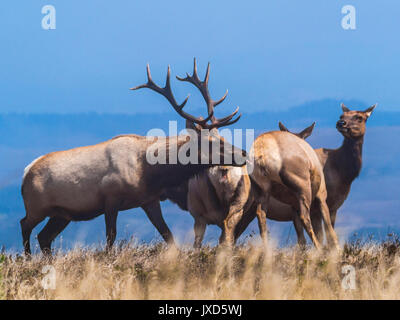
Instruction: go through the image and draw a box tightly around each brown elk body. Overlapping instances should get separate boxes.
[235,104,375,246]
[248,126,339,249]
[20,61,246,255]
[188,165,258,247]
[161,60,255,248]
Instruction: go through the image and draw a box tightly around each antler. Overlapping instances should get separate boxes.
[176,58,241,130]
[131,64,214,127]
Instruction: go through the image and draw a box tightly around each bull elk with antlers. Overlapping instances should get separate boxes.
[20,60,246,255]
[176,59,257,247]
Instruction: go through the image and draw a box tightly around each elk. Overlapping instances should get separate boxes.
[20,61,246,255]
[159,59,257,248]
[162,164,255,248]
[247,123,339,250]
[234,122,316,244]
[235,103,375,246]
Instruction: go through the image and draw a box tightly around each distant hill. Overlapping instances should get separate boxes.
[0,99,398,150]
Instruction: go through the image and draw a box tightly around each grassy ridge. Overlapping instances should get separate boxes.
[1,238,400,300]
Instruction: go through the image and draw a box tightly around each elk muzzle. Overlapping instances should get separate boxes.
[336,120,346,128]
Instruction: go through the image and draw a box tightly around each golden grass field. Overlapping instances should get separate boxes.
[1,237,400,300]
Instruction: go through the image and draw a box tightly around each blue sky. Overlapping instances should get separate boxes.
[0,1,399,114]
[0,1,399,250]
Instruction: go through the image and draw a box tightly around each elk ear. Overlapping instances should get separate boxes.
[363,104,377,118]
[341,103,350,113]
[278,121,290,132]
[298,122,316,139]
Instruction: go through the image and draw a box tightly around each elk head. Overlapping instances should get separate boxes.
[131,59,247,167]
[336,103,376,139]
[278,121,316,139]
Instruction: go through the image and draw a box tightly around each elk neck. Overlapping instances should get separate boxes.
[145,136,211,191]
[160,182,189,211]
[334,135,364,183]
[149,162,210,191]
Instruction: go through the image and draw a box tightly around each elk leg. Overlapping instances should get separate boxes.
[298,194,321,250]
[311,211,324,244]
[222,175,250,247]
[255,203,268,246]
[142,201,175,246]
[38,216,70,255]
[104,209,118,250]
[223,208,244,247]
[315,196,339,250]
[280,173,320,249]
[219,228,226,244]
[233,203,257,243]
[330,209,338,228]
[193,218,206,248]
[20,215,43,255]
[292,214,307,247]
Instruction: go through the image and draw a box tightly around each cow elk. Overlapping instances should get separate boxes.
[20,61,246,255]
[247,123,339,250]
[234,122,316,243]
[236,103,375,247]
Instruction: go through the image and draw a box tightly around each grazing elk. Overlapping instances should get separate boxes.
[236,103,376,246]
[247,123,339,250]
[20,62,246,255]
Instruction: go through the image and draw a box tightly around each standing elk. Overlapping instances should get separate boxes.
[20,61,246,255]
[235,103,375,246]
[181,60,256,248]
[160,59,257,248]
[247,122,339,250]
[234,122,316,244]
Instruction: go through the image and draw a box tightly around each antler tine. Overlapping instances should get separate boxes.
[130,64,161,91]
[212,106,239,124]
[207,112,242,130]
[192,58,201,83]
[213,90,228,107]
[204,62,210,85]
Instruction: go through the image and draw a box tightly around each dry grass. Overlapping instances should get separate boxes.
[1,237,400,300]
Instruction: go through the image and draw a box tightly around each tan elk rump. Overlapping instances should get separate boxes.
[247,124,339,249]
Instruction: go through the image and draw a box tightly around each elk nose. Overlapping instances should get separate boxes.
[336,120,346,128]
